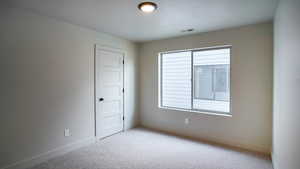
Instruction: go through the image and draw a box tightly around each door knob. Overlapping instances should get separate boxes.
[99,98,104,102]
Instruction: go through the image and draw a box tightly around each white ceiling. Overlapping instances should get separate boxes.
[7,0,278,42]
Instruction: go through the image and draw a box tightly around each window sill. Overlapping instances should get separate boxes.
[159,106,232,117]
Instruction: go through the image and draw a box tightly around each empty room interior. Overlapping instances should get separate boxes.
[1,0,300,169]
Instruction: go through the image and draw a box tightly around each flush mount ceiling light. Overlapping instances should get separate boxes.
[138,2,157,13]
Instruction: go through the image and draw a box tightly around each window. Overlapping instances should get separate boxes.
[159,47,231,114]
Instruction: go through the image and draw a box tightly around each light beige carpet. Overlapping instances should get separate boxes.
[29,128,273,169]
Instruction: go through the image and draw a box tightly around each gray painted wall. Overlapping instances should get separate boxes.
[139,23,273,154]
[273,0,300,169]
[0,7,139,168]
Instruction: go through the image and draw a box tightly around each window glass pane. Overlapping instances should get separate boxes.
[161,51,191,109]
[193,48,230,113]
[194,65,214,100]
[214,65,230,101]
[214,66,228,92]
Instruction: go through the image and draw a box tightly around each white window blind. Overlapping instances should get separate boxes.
[161,51,191,109]
[159,47,231,114]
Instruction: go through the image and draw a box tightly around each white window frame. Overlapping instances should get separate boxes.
[158,45,232,116]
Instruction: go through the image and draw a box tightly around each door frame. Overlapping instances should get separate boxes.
[94,44,125,139]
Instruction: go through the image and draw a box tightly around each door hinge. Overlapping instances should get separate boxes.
[122,60,124,64]
[122,88,124,93]
[122,116,125,121]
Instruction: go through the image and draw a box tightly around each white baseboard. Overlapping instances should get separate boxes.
[141,124,271,155]
[1,137,97,169]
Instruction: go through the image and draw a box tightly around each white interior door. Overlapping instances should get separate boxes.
[95,45,124,139]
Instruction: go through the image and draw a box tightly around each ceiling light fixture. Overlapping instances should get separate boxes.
[138,2,157,13]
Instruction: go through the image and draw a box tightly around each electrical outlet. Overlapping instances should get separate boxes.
[64,128,71,137]
[185,118,190,125]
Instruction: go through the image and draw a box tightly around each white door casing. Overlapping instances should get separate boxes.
[95,45,124,139]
